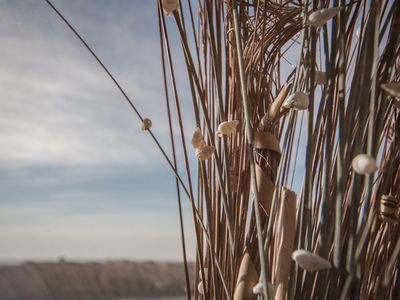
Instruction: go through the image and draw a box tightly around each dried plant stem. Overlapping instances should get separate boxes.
[231,0,269,298]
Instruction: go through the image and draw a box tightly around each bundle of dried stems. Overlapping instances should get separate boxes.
[46,0,400,299]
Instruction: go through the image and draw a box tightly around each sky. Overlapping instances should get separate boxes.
[0,0,384,266]
[0,0,197,262]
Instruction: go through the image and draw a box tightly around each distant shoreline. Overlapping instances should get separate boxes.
[0,260,195,300]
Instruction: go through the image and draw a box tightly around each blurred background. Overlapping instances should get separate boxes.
[0,0,196,299]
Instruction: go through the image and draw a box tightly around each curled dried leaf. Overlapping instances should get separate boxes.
[259,83,291,129]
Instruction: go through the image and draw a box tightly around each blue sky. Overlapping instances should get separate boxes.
[0,0,196,261]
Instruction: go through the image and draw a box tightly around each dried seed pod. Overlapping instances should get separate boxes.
[195,145,215,160]
[351,154,377,175]
[380,194,399,225]
[292,249,331,272]
[191,127,206,149]
[197,281,205,295]
[141,118,152,131]
[308,7,340,27]
[162,0,179,15]
[283,92,309,110]
[216,120,239,137]
[315,70,327,85]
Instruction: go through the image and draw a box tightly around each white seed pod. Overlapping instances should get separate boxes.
[199,268,208,281]
[141,118,152,131]
[162,0,179,15]
[308,7,340,27]
[197,281,205,295]
[191,127,206,149]
[351,154,377,175]
[216,120,239,137]
[292,249,331,272]
[253,282,275,297]
[196,145,215,160]
[283,92,309,110]
[252,282,263,295]
[315,70,327,85]
[381,83,400,98]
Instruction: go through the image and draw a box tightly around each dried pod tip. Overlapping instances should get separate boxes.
[351,154,377,175]
[191,127,206,149]
[292,249,331,271]
[195,145,215,161]
[162,0,179,16]
[141,118,152,131]
[283,92,309,110]
[308,7,340,27]
[217,120,239,137]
